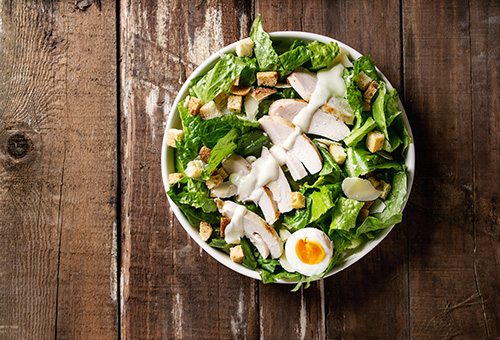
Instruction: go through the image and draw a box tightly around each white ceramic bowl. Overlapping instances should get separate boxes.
[161,32,415,283]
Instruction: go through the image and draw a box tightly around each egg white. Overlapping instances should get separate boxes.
[284,228,334,276]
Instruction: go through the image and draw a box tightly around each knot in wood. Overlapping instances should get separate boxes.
[7,133,31,159]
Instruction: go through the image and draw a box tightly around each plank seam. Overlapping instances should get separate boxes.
[468,0,490,337]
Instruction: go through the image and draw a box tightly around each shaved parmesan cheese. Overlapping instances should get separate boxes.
[342,177,382,201]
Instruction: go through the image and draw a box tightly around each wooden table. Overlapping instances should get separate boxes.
[0,0,499,339]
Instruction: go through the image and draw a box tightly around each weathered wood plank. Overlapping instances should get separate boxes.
[0,1,117,339]
[404,1,490,338]
[255,1,408,339]
[470,0,500,337]
[120,1,257,339]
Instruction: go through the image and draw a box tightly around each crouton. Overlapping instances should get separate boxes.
[188,97,202,116]
[227,95,243,113]
[205,168,228,189]
[185,159,204,178]
[353,71,372,91]
[257,71,278,87]
[229,85,252,96]
[200,101,223,120]
[231,77,240,86]
[236,38,254,57]
[168,173,184,185]
[166,128,183,148]
[199,146,211,163]
[328,143,347,165]
[291,192,306,209]
[220,217,231,237]
[362,81,379,111]
[199,221,213,242]
[250,88,276,103]
[378,180,392,200]
[367,176,380,189]
[359,208,370,221]
[363,200,376,209]
[213,91,229,106]
[230,245,245,263]
[366,130,385,153]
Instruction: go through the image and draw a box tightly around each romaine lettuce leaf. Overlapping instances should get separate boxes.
[279,45,310,72]
[352,55,380,82]
[202,129,239,179]
[329,197,364,235]
[344,145,402,177]
[191,54,254,104]
[372,81,389,139]
[307,40,340,70]
[236,129,270,157]
[344,116,377,147]
[250,15,282,71]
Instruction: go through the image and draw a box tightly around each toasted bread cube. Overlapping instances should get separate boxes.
[227,95,243,113]
[367,176,380,189]
[213,90,229,106]
[291,192,306,209]
[220,217,231,237]
[166,128,184,148]
[199,221,213,242]
[257,71,278,87]
[378,180,392,200]
[362,81,380,111]
[168,173,184,185]
[230,245,245,263]
[359,208,370,221]
[328,143,347,165]
[230,84,252,96]
[250,88,276,103]
[236,38,254,57]
[353,71,372,91]
[205,168,227,189]
[200,101,223,120]
[188,97,202,116]
[185,159,204,178]
[199,146,211,163]
[231,77,240,86]
[366,130,385,153]
[363,200,376,209]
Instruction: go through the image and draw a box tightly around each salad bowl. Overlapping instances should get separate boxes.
[161,29,415,285]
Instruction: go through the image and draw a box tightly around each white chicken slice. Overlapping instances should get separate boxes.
[287,69,317,101]
[269,99,350,141]
[216,199,283,259]
[210,181,237,198]
[260,147,292,213]
[222,153,280,224]
[284,150,308,181]
[259,115,323,175]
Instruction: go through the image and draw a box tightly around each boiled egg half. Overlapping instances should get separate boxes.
[284,228,334,276]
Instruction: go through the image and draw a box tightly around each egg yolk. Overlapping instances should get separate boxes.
[295,237,326,265]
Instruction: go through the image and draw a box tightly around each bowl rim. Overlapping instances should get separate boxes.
[161,31,415,283]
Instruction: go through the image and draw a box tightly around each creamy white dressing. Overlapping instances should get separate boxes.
[292,63,345,133]
[224,204,247,244]
[283,126,302,150]
[269,145,286,166]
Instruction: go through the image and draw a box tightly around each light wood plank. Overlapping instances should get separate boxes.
[0,1,117,339]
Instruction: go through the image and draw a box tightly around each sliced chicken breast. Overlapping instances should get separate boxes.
[269,99,350,141]
[261,147,293,213]
[287,70,317,101]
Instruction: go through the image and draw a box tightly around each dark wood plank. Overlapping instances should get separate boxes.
[256,1,408,339]
[404,1,491,338]
[0,1,117,339]
[470,0,500,337]
[120,1,258,339]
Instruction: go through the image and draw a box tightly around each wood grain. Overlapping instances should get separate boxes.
[0,1,117,339]
[120,1,258,339]
[404,1,493,338]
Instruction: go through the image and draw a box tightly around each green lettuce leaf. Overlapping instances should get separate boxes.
[372,81,389,139]
[329,197,364,236]
[202,129,239,179]
[344,116,377,147]
[279,45,310,72]
[250,15,282,71]
[344,146,402,177]
[352,55,380,82]
[307,40,340,70]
